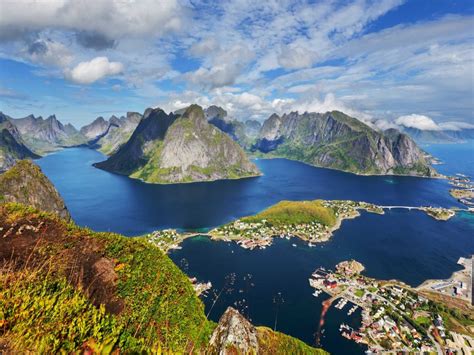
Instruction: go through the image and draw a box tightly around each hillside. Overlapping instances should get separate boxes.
[241,200,337,227]
[0,202,326,353]
[8,114,86,154]
[252,111,435,176]
[0,160,70,220]
[95,105,260,184]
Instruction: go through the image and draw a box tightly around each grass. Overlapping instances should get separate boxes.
[0,203,213,352]
[257,327,328,354]
[354,289,365,298]
[0,269,121,353]
[242,200,337,227]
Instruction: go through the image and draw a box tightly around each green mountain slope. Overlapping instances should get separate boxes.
[253,111,435,176]
[95,105,260,184]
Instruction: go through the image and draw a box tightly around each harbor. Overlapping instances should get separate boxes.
[308,260,474,353]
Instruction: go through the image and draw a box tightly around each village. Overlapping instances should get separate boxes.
[309,260,474,354]
[209,200,385,249]
[448,174,474,207]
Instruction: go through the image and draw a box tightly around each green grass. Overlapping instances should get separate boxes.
[354,289,365,298]
[0,203,213,353]
[0,270,121,353]
[242,200,337,227]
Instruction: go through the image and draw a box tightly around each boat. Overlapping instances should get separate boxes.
[292,243,297,247]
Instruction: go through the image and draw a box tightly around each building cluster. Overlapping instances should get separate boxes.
[147,229,182,251]
[309,264,474,353]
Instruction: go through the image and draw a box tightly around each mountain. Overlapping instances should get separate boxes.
[93,112,143,155]
[95,105,260,184]
[8,114,86,154]
[80,116,110,141]
[0,129,40,172]
[205,105,259,148]
[252,111,435,177]
[0,160,70,220]
[0,113,40,172]
[402,126,474,144]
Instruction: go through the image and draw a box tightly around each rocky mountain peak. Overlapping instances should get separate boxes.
[209,307,259,354]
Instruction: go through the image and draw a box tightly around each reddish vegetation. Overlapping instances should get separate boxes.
[0,206,123,314]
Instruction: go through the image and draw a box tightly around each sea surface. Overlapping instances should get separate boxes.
[36,143,474,354]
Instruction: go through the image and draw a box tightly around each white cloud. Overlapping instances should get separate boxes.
[0,0,186,42]
[65,57,123,84]
[395,114,441,131]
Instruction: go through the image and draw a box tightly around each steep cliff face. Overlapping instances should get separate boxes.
[209,307,326,355]
[8,114,86,154]
[95,105,260,184]
[0,129,40,172]
[94,112,143,155]
[0,160,70,220]
[253,111,435,176]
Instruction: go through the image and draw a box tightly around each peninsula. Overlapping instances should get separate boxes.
[147,200,463,252]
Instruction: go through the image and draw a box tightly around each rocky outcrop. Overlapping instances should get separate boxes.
[209,307,326,354]
[209,307,259,354]
[0,160,70,220]
[8,113,86,154]
[95,105,260,184]
[252,111,435,176]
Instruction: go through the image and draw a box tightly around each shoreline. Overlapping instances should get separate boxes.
[146,200,465,253]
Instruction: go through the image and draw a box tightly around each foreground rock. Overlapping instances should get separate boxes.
[209,307,259,354]
[252,111,436,177]
[209,307,326,354]
[0,160,70,220]
[95,105,260,184]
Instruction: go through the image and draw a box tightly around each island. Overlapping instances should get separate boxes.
[309,259,474,353]
[146,199,463,252]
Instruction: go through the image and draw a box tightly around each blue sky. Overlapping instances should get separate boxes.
[0,0,473,131]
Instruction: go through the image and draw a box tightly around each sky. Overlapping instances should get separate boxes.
[0,0,473,131]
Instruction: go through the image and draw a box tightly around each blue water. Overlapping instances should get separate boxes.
[36,144,474,355]
[38,147,462,236]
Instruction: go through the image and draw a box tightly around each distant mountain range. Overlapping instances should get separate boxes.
[80,112,143,155]
[1,105,443,181]
[7,113,86,154]
[94,105,260,183]
[400,126,474,144]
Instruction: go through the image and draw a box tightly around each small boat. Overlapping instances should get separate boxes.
[292,243,297,247]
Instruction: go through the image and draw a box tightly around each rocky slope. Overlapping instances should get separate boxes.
[252,111,435,176]
[0,160,70,220]
[209,307,326,354]
[0,203,325,353]
[0,113,40,172]
[93,112,143,155]
[95,105,260,184]
[8,113,86,154]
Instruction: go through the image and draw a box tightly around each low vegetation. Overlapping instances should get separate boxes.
[0,203,213,352]
[242,200,337,227]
